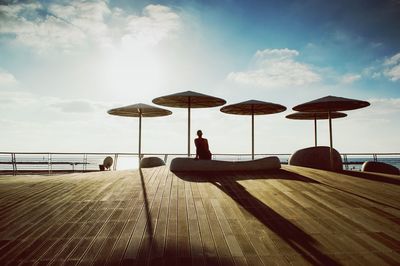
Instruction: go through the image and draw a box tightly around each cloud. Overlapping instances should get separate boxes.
[383,53,400,66]
[0,1,181,52]
[362,66,382,80]
[227,48,320,88]
[367,98,400,115]
[363,52,400,82]
[51,100,96,113]
[0,69,17,86]
[121,5,181,48]
[340,73,361,84]
[0,2,87,50]
[382,52,400,81]
[0,89,108,115]
[384,65,400,81]
[0,90,36,106]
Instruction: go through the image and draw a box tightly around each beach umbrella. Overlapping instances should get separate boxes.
[220,100,287,160]
[152,91,226,157]
[286,111,347,147]
[107,103,172,161]
[293,95,370,170]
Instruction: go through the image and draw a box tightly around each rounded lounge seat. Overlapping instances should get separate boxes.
[288,146,343,171]
[140,157,165,168]
[170,156,281,172]
[361,161,400,175]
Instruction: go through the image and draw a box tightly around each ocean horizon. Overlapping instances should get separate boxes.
[1,152,399,173]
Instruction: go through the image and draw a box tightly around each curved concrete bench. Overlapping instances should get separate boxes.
[170,156,281,172]
[361,161,400,175]
[140,157,165,168]
[288,146,343,171]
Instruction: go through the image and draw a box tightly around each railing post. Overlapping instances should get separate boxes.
[84,154,88,172]
[113,154,118,171]
[12,153,16,176]
[164,154,168,164]
[48,153,51,175]
[342,154,348,170]
[50,153,53,174]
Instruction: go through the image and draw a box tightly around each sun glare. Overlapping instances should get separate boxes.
[101,45,165,99]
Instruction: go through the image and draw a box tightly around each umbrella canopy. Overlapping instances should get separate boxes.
[152,90,226,108]
[293,95,370,112]
[286,111,347,120]
[292,96,370,170]
[220,100,286,115]
[108,103,172,161]
[220,100,287,160]
[108,103,172,117]
[286,111,347,146]
[152,91,226,156]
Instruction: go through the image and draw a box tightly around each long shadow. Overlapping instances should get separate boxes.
[133,169,236,265]
[176,168,320,183]
[174,170,339,265]
[139,168,154,239]
[340,170,400,186]
[318,180,400,210]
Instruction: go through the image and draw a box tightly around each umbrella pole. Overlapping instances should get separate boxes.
[188,97,191,157]
[139,113,142,166]
[328,110,334,170]
[314,115,317,147]
[251,108,254,160]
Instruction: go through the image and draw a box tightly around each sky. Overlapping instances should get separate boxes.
[0,0,399,155]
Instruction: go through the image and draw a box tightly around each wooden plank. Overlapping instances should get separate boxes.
[0,166,399,265]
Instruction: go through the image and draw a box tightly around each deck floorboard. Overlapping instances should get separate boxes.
[0,165,399,265]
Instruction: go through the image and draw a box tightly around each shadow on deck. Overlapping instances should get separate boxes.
[0,166,398,265]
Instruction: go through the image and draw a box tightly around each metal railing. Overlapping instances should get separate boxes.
[0,152,399,175]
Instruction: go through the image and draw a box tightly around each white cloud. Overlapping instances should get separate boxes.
[0,89,109,115]
[340,73,361,84]
[384,64,400,81]
[227,48,320,88]
[255,48,299,60]
[121,5,181,48]
[0,69,17,86]
[383,53,400,81]
[0,2,86,50]
[367,98,400,115]
[0,1,181,52]
[51,100,96,113]
[384,53,400,66]
[362,52,400,82]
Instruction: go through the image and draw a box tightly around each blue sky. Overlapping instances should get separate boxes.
[0,0,399,154]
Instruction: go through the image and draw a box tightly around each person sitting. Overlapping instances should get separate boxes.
[194,130,212,160]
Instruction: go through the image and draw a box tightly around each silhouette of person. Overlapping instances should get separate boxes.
[194,130,212,160]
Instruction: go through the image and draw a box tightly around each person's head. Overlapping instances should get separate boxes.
[197,130,203,137]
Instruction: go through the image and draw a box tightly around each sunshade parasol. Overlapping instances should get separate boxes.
[108,103,172,161]
[293,95,370,170]
[220,100,287,160]
[152,91,226,156]
[286,111,347,146]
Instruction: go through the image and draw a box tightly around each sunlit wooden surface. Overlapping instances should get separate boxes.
[0,165,399,265]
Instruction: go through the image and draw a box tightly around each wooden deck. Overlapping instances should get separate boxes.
[0,165,399,265]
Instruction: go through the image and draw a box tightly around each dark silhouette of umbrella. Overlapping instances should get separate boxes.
[108,103,172,161]
[220,100,287,160]
[293,95,370,170]
[152,91,226,156]
[286,111,347,146]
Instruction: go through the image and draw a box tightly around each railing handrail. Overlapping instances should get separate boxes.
[1,151,399,175]
[1,151,399,155]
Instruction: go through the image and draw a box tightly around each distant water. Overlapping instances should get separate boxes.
[343,157,400,171]
[213,155,400,171]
